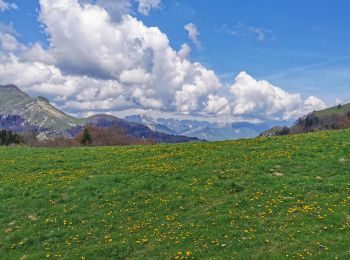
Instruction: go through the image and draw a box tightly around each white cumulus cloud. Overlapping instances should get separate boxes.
[205,94,231,115]
[0,0,17,12]
[178,43,191,59]
[120,68,153,84]
[185,23,202,49]
[0,23,22,51]
[0,32,19,51]
[230,72,326,120]
[79,0,160,18]
[137,0,161,15]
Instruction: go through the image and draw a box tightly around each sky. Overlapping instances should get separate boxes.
[0,0,349,123]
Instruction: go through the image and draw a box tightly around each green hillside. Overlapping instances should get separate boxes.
[0,131,349,259]
[315,103,350,117]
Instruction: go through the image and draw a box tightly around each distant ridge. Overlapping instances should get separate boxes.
[85,114,200,143]
[124,114,271,141]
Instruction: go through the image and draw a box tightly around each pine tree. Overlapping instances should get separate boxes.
[80,128,92,146]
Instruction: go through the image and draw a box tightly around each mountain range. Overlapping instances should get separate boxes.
[124,115,273,141]
[0,84,279,142]
[0,85,199,143]
[2,84,346,142]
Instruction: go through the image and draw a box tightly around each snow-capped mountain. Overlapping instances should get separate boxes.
[124,115,274,141]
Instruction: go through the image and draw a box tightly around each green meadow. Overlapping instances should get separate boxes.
[0,130,349,259]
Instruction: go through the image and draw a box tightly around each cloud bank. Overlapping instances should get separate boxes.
[0,0,325,121]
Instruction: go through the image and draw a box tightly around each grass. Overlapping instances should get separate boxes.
[0,130,349,259]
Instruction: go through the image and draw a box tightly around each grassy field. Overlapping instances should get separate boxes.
[0,130,349,259]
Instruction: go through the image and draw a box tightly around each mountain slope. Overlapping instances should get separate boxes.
[0,85,83,130]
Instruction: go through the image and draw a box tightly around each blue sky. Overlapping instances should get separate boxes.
[142,0,350,103]
[1,0,349,121]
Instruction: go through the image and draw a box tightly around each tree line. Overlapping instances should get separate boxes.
[14,125,156,148]
[0,130,24,146]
